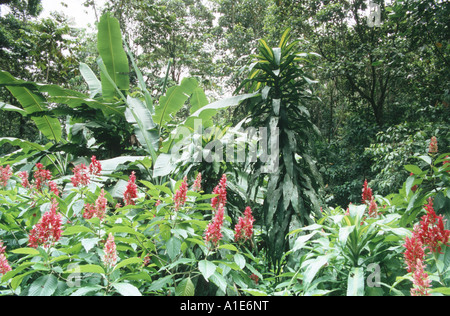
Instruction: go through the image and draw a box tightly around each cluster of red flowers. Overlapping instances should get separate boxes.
[429,136,438,154]
[71,156,102,187]
[103,233,117,268]
[0,240,11,276]
[411,259,432,296]
[0,165,12,187]
[123,171,138,206]
[361,179,373,204]
[361,179,379,218]
[403,235,425,273]
[234,206,255,242]
[28,199,63,248]
[211,174,227,210]
[83,189,108,221]
[415,198,450,254]
[174,176,188,211]
[89,156,102,176]
[18,171,30,188]
[205,175,255,247]
[205,175,228,246]
[18,163,59,196]
[250,273,259,284]
[205,203,225,246]
[34,163,53,192]
[403,198,450,296]
[192,172,202,192]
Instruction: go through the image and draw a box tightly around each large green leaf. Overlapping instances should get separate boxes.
[50,95,125,116]
[125,96,158,160]
[0,137,46,153]
[79,62,102,98]
[0,71,62,142]
[112,282,142,296]
[97,13,130,100]
[154,77,198,129]
[175,277,195,296]
[124,40,154,114]
[198,260,217,281]
[28,274,58,296]
[189,87,209,114]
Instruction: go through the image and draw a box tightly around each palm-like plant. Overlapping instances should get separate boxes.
[236,29,323,272]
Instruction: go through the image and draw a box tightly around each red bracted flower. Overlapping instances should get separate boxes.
[95,189,108,221]
[368,197,379,218]
[205,203,225,246]
[103,233,117,268]
[0,165,12,187]
[83,203,96,220]
[211,174,227,210]
[361,179,373,204]
[89,155,102,176]
[18,171,30,188]
[28,199,63,248]
[48,181,59,196]
[414,198,450,254]
[83,189,108,221]
[428,136,438,154]
[250,273,259,284]
[411,259,431,296]
[403,235,425,273]
[71,163,90,187]
[34,163,52,192]
[174,176,188,211]
[124,171,138,206]
[444,156,450,173]
[192,172,202,192]
[234,206,255,242]
[0,254,11,275]
[0,240,6,254]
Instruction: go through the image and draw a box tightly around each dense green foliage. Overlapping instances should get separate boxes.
[0,0,449,296]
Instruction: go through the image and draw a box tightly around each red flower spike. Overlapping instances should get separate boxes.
[0,254,11,275]
[34,163,52,192]
[174,176,188,211]
[0,165,13,187]
[89,155,102,176]
[428,136,438,154]
[211,174,227,210]
[234,206,255,242]
[414,198,450,254]
[28,199,63,248]
[103,233,117,268]
[71,164,90,187]
[205,203,225,246]
[403,235,425,273]
[411,259,431,296]
[192,172,202,192]
[124,171,138,206]
[368,198,379,218]
[361,179,373,204]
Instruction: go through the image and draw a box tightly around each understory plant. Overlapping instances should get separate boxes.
[0,161,264,296]
[280,137,450,296]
